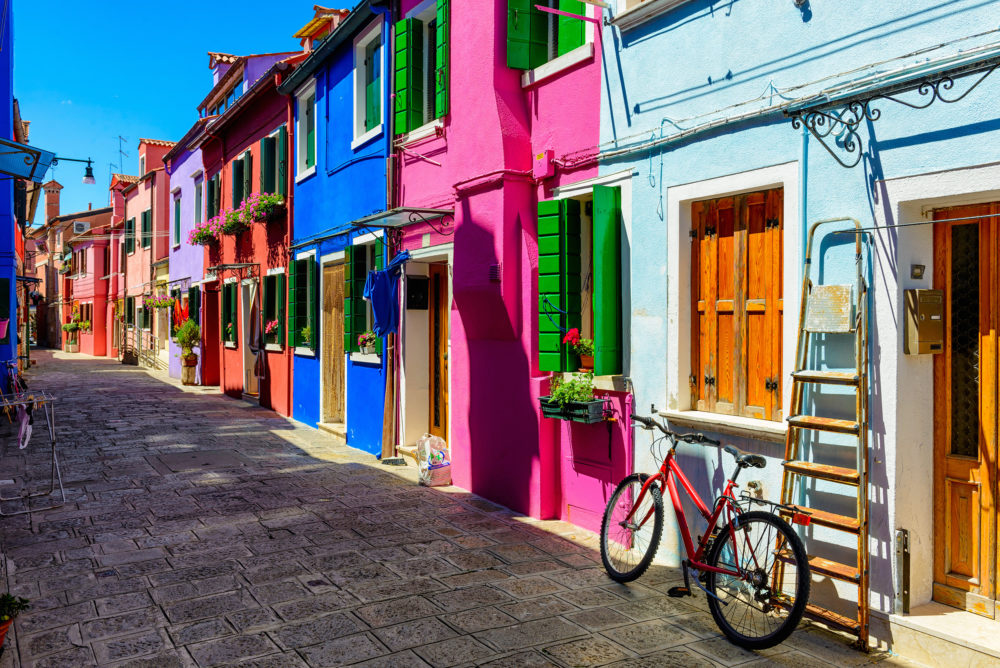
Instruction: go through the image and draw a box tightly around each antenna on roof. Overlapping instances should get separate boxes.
[117,136,129,172]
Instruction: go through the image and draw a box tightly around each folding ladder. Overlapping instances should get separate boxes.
[780,217,870,649]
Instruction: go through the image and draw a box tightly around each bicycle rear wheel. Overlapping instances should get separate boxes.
[600,473,663,583]
[705,510,810,649]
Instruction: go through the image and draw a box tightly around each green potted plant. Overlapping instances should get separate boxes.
[175,318,201,385]
[539,373,605,423]
[562,328,594,372]
[61,321,80,353]
[300,325,312,348]
[358,330,378,355]
[0,593,30,652]
[221,208,247,236]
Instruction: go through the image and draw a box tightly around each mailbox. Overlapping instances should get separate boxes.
[904,289,944,355]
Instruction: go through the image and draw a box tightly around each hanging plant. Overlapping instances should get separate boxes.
[143,296,175,310]
[241,192,286,224]
[189,214,223,246]
[221,209,247,236]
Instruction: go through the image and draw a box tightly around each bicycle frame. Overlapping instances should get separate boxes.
[631,447,744,578]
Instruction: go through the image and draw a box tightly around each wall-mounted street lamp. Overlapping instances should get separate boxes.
[51,156,97,184]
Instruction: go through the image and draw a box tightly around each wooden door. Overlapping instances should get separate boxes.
[933,203,1000,617]
[429,264,449,441]
[322,263,345,423]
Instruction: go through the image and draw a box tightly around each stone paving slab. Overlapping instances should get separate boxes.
[1,351,919,667]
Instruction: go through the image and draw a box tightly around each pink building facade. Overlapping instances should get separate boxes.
[390,1,624,528]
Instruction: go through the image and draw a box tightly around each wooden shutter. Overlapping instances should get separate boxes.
[125,218,135,254]
[344,245,367,353]
[173,198,181,246]
[306,258,318,351]
[188,287,200,325]
[276,273,286,348]
[537,198,581,372]
[305,95,316,168]
[221,284,229,342]
[206,176,216,218]
[288,259,299,348]
[557,0,585,56]
[214,175,222,215]
[260,137,276,194]
[365,39,381,131]
[435,0,449,118]
[195,181,203,224]
[230,284,238,345]
[592,185,622,376]
[243,150,253,201]
[507,0,547,70]
[277,126,288,198]
[393,17,424,134]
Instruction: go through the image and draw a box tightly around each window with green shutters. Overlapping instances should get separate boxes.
[222,282,238,345]
[260,134,278,195]
[262,273,285,348]
[277,126,288,197]
[194,180,203,225]
[187,286,200,325]
[507,0,587,71]
[537,186,623,375]
[344,241,383,354]
[364,36,382,132]
[394,0,449,135]
[232,155,247,208]
[125,218,135,254]
[287,257,318,351]
[305,94,316,169]
[296,88,317,176]
[125,296,135,326]
[173,197,181,247]
[206,173,220,219]
[140,210,152,249]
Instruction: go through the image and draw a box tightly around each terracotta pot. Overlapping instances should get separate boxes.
[0,619,12,649]
[578,354,594,372]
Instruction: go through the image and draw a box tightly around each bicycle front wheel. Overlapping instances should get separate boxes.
[600,473,664,583]
[705,510,810,649]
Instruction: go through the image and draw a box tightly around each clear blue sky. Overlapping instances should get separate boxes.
[15,1,322,226]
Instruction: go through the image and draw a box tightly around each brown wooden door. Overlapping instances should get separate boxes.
[322,263,345,423]
[933,203,1000,618]
[429,264,449,441]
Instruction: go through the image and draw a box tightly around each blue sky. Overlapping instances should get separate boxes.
[16,1,320,225]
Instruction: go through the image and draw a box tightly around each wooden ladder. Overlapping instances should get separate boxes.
[779,217,870,649]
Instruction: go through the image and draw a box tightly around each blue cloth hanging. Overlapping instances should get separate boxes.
[363,250,410,336]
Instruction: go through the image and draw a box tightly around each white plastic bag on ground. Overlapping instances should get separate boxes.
[416,433,451,486]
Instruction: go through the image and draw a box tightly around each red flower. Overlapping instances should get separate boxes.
[562,328,581,345]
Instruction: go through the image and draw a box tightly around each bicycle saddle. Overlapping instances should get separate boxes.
[723,444,766,469]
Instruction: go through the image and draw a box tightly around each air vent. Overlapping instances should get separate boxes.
[488,263,502,282]
[73,221,90,235]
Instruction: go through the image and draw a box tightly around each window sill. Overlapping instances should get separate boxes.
[396,119,444,147]
[294,346,316,357]
[521,42,595,88]
[659,409,787,444]
[612,0,693,31]
[351,124,384,151]
[265,343,283,352]
[224,342,237,349]
[557,372,627,393]
[295,166,317,185]
[349,352,381,365]
[172,244,181,250]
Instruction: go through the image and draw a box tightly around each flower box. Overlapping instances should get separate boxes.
[539,396,606,424]
[262,203,286,224]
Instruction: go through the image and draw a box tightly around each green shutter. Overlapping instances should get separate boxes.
[214,175,222,215]
[230,284,238,344]
[125,297,134,325]
[244,150,253,200]
[365,39,381,131]
[507,0,547,70]
[232,159,243,208]
[141,210,151,248]
[537,198,581,372]
[393,17,424,134]
[173,198,181,246]
[125,218,135,254]
[188,286,200,325]
[373,242,385,354]
[277,273,285,347]
[195,181,203,224]
[221,284,228,342]
[435,0,449,118]
[344,246,354,352]
[305,95,316,169]
[277,126,288,198]
[206,176,215,218]
[592,185,622,376]
[288,260,298,348]
[344,245,368,353]
[557,0,585,56]
[260,137,276,194]
[306,259,318,351]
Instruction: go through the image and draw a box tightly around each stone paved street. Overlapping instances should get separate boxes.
[1,352,914,667]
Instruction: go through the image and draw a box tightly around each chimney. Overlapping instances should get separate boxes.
[88,203,92,211]
[43,180,63,222]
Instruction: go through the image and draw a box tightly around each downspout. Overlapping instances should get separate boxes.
[278,69,295,417]
[799,124,809,285]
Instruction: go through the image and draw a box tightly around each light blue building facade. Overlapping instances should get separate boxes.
[600,0,1000,652]
[278,2,392,455]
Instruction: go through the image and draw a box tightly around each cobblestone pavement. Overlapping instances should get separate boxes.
[0,351,917,667]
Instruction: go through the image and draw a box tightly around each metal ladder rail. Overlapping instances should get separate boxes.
[779,217,870,649]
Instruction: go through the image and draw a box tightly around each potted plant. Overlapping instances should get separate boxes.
[221,208,247,236]
[264,319,279,345]
[539,373,605,424]
[81,320,91,333]
[225,321,235,344]
[0,594,29,652]
[241,192,286,225]
[61,321,80,353]
[358,330,378,355]
[175,318,201,385]
[562,328,595,372]
[300,325,312,348]
[189,215,222,246]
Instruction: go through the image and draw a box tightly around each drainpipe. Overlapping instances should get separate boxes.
[277,68,295,417]
[800,125,809,285]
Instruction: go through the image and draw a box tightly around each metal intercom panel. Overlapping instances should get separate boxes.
[904,289,944,354]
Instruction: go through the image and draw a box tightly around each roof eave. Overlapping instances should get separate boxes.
[278,2,374,95]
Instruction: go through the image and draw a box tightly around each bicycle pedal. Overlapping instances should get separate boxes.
[667,586,692,598]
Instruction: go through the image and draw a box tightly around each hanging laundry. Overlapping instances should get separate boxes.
[363,250,410,337]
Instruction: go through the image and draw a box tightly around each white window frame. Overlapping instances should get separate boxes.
[352,17,385,150]
[293,249,317,357]
[613,0,693,32]
[294,80,318,183]
[171,192,182,249]
[521,2,596,88]
[349,238,383,364]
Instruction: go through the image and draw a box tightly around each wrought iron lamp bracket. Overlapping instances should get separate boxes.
[408,210,455,237]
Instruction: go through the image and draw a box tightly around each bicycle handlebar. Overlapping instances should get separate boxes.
[630,414,721,447]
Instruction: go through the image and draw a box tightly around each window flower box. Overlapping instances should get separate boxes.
[539,396,606,424]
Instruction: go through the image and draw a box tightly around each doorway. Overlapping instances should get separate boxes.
[241,280,260,398]
[322,262,346,424]
[428,263,449,441]
[202,287,221,387]
[933,202,1000,618]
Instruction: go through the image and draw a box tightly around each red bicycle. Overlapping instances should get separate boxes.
[600,414,811,649]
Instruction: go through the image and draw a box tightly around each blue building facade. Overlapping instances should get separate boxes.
[0,0,16,377]
[279,2,392,455]
[599,0,1000,651]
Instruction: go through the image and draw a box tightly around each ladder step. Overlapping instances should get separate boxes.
[802,603,862,634]
[779,506,860,533]
[778,550,860,583]
[791,370,859,386]
[783,461,860,485]
[787,415,860,435]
